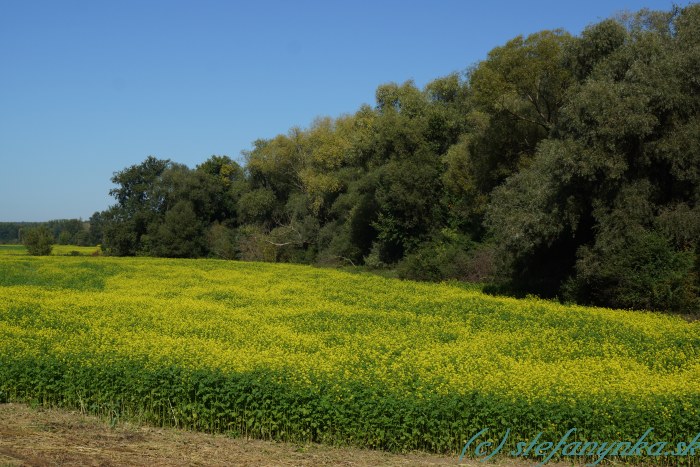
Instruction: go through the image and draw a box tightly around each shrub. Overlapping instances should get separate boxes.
[362,242,388,270]
[563,230,699,313]
[22,226,53,256]
[206,222,237,260]
[397,229,483,282]
[236,225,277,262]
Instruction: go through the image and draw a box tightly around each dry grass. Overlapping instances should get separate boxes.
[0,403,562,467]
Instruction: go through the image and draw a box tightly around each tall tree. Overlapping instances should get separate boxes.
[102,156,171,255]
[486,5,700,312]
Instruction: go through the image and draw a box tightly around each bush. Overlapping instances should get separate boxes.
[206,222,237,260]
[396,230,489,282]
[236,225,277,262]
[316,221,364,267]
[563,230,699,313]
[22,226,53,256]
[362,242,389,270]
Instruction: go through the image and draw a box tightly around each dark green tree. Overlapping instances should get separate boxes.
[486,5,700,312]
[145,200,206,258]
[88,211,104,245]
[102,156,172,255]
[23,226,53,256]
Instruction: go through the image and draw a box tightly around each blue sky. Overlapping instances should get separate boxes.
[0,0,688,221]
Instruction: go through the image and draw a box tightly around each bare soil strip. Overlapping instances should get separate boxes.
[0,402,554,467]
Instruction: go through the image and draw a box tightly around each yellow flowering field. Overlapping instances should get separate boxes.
[0,244,100,256]
[0,254,698,459]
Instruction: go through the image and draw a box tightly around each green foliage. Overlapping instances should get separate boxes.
[22,226,53,256]
[235,224,277,262]
[101,206,139,256]
[102,156,172,255]
[206,222,237,260]
[0,221,94,247]
[397,230,497,283]
[196,155,245,188]
[372,157,444,262]
[88,211,104,246]
[108,156,172,209]
[470,29,574,131]
[564,230,699,312]
[0,223,24,243]
[486,5,700,311]
[565,19,627,80]
[145,200,206,258]
[237,189,277,225]
[397,229,474,282]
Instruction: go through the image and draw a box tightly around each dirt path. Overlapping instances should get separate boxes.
[0,403,550,467]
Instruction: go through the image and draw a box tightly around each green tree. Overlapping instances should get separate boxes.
[195,155,246,224]
[23,226,53,256]
[88,211,104,245]
[470,29,574,132]
[486,5,700,312]
[439,31,575,240]
[145,200,206,258]
[102,156,172,255]
[206,222,237,260]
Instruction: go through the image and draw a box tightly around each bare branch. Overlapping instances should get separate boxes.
[503,106,551,131]
[263,240,296,247]
[336,256,356,267]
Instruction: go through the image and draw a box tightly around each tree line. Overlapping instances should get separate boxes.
[92,6,699,314]
[0,219,98,246]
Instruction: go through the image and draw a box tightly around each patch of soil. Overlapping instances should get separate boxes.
[0,403,559,466]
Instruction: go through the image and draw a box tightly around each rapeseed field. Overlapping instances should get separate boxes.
[0,253,698,460]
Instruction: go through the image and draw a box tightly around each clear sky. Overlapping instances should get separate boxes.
[0,0,689,221]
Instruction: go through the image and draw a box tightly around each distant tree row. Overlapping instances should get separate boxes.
[0,219,98,246]
[94,5,700,314]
